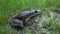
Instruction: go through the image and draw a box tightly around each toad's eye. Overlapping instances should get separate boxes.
[35,11,38,13]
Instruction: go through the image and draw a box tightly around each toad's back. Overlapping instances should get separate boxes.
[13,9,40,20]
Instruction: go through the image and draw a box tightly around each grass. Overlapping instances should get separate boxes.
[0,0,60,34]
